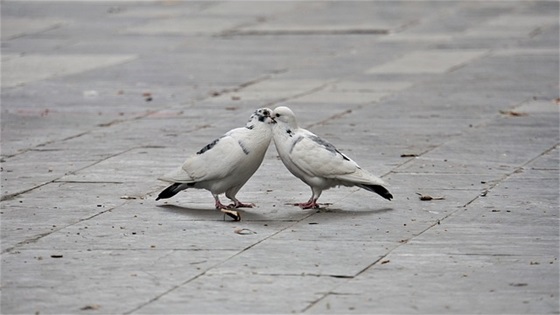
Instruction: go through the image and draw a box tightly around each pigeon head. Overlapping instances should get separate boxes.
[246,107,274,129]
[272,106,298,129]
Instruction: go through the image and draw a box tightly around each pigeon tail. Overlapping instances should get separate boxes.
[358,184,393,200]
[156,183,191,200]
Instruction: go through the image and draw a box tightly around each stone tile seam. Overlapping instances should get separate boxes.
[280,97,550,307]
[462,142,560,209]
[0,71,290,199]
[0,202,118,254]
[391,2,465,34]
[0,146,164,253]
[387,94,552,176]
[124,210,318,314]
[3,20,67,41]
[301,162,538,311]
[299,62,541,179]
[1,131,90,159]
[0,145,144,202]
[262,81,334,109]
[0,71,281,160]
[446,50,493,74]
[214,2,314,37]
[300,210,448,312]
[300,138,559,312]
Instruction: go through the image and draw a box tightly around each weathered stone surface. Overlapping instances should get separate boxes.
[1,1,558,314]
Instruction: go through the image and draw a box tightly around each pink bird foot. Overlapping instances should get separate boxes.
[294,200,319,209]
[229,201,255,208]
[215,200,241,221]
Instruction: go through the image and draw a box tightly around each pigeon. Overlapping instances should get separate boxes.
[156,108,274,220]
[270,106,392,209]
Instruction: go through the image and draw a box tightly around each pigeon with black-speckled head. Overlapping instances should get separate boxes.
[270,106,392,209]
[156,108,274,220]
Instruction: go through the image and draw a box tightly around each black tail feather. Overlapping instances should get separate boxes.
[358,184,393,200]
[156,183,187,201]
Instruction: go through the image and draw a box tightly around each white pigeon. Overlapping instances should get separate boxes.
[271,106,392,209]
[156,108,274,220]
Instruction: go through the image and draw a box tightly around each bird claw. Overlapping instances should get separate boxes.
[220,209,241,221]
[229,201,255,208]
[294,202,320,209]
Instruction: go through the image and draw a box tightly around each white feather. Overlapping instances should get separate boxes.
[271,106,392,208]
[157,108,274,207]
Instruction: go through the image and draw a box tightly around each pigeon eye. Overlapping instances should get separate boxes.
[275,113,280,117]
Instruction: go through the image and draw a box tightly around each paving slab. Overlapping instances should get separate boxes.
[1,1,558,314]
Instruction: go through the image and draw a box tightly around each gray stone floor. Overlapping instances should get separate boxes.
[1,1,559,314]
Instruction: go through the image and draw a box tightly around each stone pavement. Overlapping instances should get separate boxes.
[1,1,559,314]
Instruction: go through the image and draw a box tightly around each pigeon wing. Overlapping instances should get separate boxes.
[160,135,246,183]
[289,132,359,178]
[290,133,387,186]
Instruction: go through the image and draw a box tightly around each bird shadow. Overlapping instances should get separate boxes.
[300,206,395,224]
[312,205,395,217]
[157,201,394,222]
[157,204,269,221]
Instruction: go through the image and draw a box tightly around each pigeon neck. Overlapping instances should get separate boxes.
[285,118,298,130]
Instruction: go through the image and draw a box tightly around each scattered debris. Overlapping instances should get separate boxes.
[480,190,488,197]
[142,92,153,102]
[499,110,527,117]
[120,195,138,200]
[222,209,241,221]
[83,90,99,99]
[97,119,123,127]
[308,222,318,225]
[107,5,123,14]
[509,283,528,287]
[50,254,63,258]
[381,260,390,264]
[225,106,239,111]
[80,304,100,311]
[400,153,418,158]
[416,193,445,201]
[231,96,241,101]
[234,228,256,235]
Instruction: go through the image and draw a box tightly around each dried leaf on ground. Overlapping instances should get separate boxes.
[120,195,138,200]
[499,110,527,117]
[234,228,256,235]
[80,305,100,311]
[416,193,445,201]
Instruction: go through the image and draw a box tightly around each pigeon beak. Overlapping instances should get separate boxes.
[269,117,277,124]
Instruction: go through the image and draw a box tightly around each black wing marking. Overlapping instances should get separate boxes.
[238,140,250,155]
[308,135,350,161]
[196,137,222,155]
